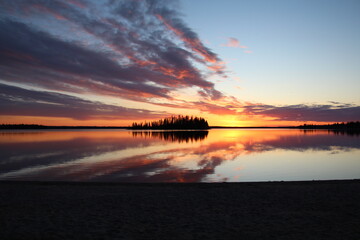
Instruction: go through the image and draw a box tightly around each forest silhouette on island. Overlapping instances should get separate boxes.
[131,115,210,129]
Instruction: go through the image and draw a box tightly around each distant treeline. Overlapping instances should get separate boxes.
[131,115,209,129]
[2,121,359,130]
[298,121,360,130]
[0,124,127,129]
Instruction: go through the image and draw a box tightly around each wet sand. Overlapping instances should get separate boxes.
[1,180,359,240]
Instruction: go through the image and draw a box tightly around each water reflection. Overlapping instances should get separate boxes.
[302,129,360,137]
[328,129,360,137]
[132,130,208,142]
[0,129,359,182]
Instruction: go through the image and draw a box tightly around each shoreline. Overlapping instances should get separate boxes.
[1,124,359,130]
[1,179,359,239]
[1,178,359,185]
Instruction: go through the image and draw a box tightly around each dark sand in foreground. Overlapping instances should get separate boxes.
[1,180,359,240]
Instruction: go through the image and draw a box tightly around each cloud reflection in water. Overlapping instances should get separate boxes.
[0,129,359,182]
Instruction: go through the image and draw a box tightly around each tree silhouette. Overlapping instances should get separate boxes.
[299,121,360,136]
[131,115,209,129]
[299,121,360,130]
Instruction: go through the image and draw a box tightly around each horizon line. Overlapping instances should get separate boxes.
[1,122,359,130]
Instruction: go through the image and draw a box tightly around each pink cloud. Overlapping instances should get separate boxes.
[222,37,247,49]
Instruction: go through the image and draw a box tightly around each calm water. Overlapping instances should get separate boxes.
[0,129,359,182]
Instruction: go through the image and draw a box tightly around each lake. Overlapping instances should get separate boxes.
[0,129,359,182]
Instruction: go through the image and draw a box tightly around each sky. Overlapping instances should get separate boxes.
[0,0,359,127]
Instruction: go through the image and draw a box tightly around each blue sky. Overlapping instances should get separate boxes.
[182,0,360,104]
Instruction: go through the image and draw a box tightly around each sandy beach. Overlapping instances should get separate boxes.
[1,180,359,240]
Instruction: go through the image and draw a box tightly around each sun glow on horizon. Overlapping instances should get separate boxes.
[0,114,343,128]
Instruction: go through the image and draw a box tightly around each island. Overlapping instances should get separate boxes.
[131,115,210,129]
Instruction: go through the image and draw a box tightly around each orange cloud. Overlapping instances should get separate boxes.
[207,61,226,72]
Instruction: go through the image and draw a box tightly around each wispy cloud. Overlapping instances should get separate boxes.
[242,103,360,122]
[0,83,166,120]
[0,0,226,116]
[221,37,253,54]
[222,37,248,49]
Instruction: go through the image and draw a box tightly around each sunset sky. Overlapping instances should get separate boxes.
[1,0,359,126]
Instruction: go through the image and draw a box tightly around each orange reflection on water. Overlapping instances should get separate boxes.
[0,129,359,182]
[0,130,134,143]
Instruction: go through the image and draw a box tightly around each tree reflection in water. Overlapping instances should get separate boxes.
[132,131,208,143]
[302,129,360,137]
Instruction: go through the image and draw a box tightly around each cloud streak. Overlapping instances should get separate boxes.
[0,0,225,110]
[242,103,360,123]
[0,83,165,120]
